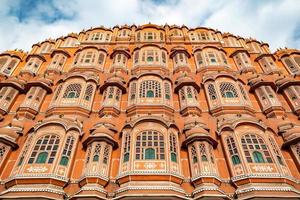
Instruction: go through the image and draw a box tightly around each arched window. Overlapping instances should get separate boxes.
[226,136,241,165]
[98,53,105,65]
[283,57,299,74]
[84,84,94,101]
[220,82,238,98]
[196,52,203,66]
[169,133,177,162]
[0,144,8,164]
[191,145,198,163]
[129,82,136,102]
[59,136,75,166]
[93,144,101,162]
[135,130,165,160]
[241,134,272,163]
[269,137,285,166]
[238,83,248,101]
[165,82,171,100]
[54,85,62,101]
[28,134,60,164]
[103,145,110,164]
[139,80,161,98]
[85,146,92,164]
[207,84,217,100]
[187,87,193,98]
[17,135,33,166]
[199,143,208,161]
[63,84,82,98]
[123,133,130,162]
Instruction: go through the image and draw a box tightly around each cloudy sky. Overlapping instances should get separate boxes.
[0,0,299,52]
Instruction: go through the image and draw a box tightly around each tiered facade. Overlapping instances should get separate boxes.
[0,23,299,199]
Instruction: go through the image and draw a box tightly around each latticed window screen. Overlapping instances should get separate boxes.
[135,130,165,160]
[85,145,92,164]
[269,137,285,166]
[123,133,130,162]
[296,143,300,159]
[162,51,166,64]
[103,145,110,164]
[191,145,198,163]
[0,57,8,68]
[17,135,33,166]
[207,84,217,100]
[93,143,101,162]
[283,57,298,74]
[199,143,208,161]
[84,84,94,101]
[0,144,7,163]
[60,136,75,166]
[164,82,171,99]
[2,59,17,74]
[209,145,214,163]
[220,82,238,98]
[226,136,241,165]
[241,134,273,163]
[169,133,177,162]
[115,88,121,100]
[134,51,139,64]
[238,83,248,100]
[0,87,8,99]
[28,134,60,164]
[187,86,193,98]
[180,89,185,100]
[98,53,105,65]
[108,87,114,98]
[139,80,161,98]
[54,85,62,101]
[130,82,136,101]
[294,57,300,67]
[63,84,82,98]
[196,52,203,66]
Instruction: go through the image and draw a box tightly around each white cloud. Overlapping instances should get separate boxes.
[0,0,299,52]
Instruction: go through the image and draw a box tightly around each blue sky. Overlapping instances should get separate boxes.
[0,0,299,52]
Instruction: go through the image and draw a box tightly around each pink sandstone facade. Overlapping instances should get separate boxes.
[0,23,299,199]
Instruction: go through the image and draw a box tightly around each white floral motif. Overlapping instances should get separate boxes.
[144,162,156,169]
[27,166,48,173]
[252,165,273,172]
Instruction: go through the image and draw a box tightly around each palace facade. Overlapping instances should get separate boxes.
[0,23,299,199]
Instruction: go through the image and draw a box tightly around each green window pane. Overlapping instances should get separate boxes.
[232,155,241,165]
[60,156,69,166]
[123,153,129,162]
[93,155,99,162]
[36,152,48,164]
[145,148,155,160]
[171,152,177,162]
[146,90,154,97]
[253,151,265,163]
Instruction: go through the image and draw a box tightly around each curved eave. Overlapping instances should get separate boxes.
[82,135,118,149]
[25,54,46,62]
[110,48,131,59]
[254,53,276,62]
[50,49,71,58]
[99,81,126,93]
[170,48,191,58]
[229,49,250,58]
[0,81,25,92]
[174,81,200,93]
[248,80,277,92]
[25,81,53,93]
[182,134,218,148]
